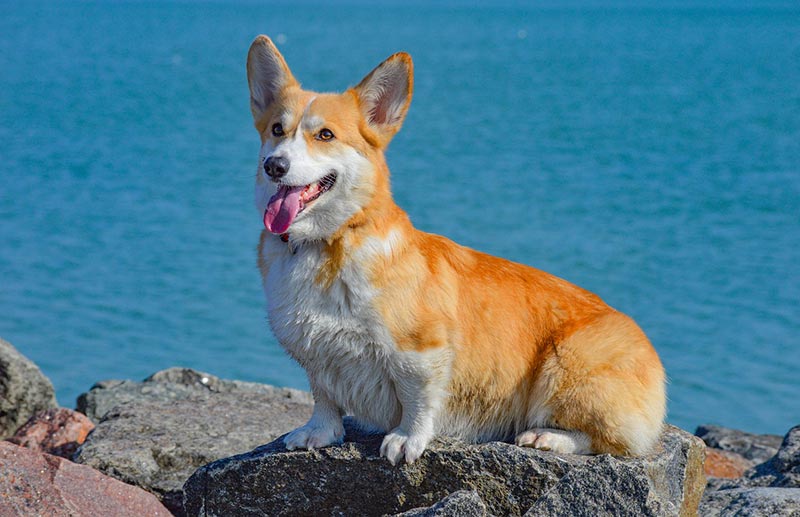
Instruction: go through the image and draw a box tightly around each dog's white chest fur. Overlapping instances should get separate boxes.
[261,237,403,430]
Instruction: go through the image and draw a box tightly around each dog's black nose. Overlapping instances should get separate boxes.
[264,155,290,180]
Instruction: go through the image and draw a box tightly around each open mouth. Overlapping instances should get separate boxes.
[300,172,337,207]
[263,172,337,234]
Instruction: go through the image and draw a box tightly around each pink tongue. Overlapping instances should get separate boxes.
[264,185,305,234]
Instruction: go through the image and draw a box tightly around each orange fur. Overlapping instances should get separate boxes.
[337,180,666,454]
[249,35,666,457]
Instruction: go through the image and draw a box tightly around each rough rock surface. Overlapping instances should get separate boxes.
[74,368,312,515]
[396,490,489,517]
[745,424,800,488]
[0,337,58,439]
[183,420,705,517]
[0,440,170,516]
[700,487,800,516]
[696,424,783,464]
[7,408,95,459]
[703,448,755,479]
[77,366,312,423]
[700,424,800,516]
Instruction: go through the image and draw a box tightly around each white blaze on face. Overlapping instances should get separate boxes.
[254,106,297,215]
[254,139,276,215]
[273,98,331,187]
[254,97,374,241]
[261,99,332,235]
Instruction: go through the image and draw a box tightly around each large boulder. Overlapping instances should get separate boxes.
[700,424,800,516]
[183,420,706,517]
[0,337,58,438]
[0,440,170,516]
[74,368,312,515]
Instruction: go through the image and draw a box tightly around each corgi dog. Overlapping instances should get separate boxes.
[247,35,666,465]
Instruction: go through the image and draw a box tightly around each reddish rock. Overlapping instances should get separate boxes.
[705,446,755,479]
[0,441,170,516]
[7,408,95,459]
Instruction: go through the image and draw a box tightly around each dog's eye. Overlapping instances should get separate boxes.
[271,123,284,137]
[316,128,335,141]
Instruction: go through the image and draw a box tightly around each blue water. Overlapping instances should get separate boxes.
[1,1,798,435]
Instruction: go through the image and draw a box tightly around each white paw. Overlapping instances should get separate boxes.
[515,428,591,454]
[379,428,431,465]
[283,423,343,451]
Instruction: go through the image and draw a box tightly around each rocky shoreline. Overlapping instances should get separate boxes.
[2,337,798,516]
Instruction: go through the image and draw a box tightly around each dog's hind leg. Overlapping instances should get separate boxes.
[515,428,592,454]
[519,312,666,456]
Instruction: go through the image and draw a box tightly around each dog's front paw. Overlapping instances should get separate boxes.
[284,423,344,451]
[380,428,431,465]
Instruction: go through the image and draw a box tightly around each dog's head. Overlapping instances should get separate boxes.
[247,36,413,242]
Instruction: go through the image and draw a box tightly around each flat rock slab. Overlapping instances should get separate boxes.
[0,441,170,517]
[0,337,58,439]
[183,421,705,517]
[74,368,313,515]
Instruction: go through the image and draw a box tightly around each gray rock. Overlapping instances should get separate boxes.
[73,368,313,515]
[524,426,706,517]
[524,455,666,516]
[700,424,800,516]
[745,425,800,489]
[695,424,783,464]
[699,487,800,516]
[183,422,705,517]
[76,366,312,422]
[395,490,489,517]
[0,337,58,439]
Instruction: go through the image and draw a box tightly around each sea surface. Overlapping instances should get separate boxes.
[1,1,798,435]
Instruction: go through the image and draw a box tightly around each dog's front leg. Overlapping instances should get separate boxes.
[284,382,344,451]
[380,350,451,465]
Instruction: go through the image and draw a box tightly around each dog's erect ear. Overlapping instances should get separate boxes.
[247,35,298,122]
[353,52,413,147]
